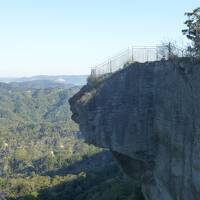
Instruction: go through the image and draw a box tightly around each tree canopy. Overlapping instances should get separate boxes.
[182,7,200,57]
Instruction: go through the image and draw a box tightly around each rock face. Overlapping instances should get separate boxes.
[69,59,200,200]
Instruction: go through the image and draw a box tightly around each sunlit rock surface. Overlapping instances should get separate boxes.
[69,59,200,200]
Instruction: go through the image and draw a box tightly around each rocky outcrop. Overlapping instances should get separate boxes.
[69,59,200,200]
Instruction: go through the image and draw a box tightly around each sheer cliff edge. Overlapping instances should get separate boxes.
[69,59,200,200]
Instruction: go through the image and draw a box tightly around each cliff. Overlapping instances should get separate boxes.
[69,59,200,200]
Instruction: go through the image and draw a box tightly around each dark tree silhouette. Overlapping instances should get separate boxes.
[182,7,200,57]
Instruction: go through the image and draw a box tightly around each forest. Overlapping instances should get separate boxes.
[0,80,142,200]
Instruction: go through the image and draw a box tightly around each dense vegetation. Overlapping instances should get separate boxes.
[0,81,143,200]
[183,7,200,58]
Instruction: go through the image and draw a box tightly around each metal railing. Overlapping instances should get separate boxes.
[91,44,186,78]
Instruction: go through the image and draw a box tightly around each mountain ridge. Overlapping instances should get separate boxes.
[0,75,87,86]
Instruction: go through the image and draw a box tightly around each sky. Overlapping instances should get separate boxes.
[0,0,199,77]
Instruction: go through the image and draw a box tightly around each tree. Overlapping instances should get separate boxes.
[182,7,200,58]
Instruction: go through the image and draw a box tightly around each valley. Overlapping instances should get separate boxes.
[0,79,138,200]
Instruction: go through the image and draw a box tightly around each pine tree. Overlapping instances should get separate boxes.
[182,7,200,58]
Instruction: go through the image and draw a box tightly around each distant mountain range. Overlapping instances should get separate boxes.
[9,80,74,90]
[0,75,88,86]
[0,75,87,124]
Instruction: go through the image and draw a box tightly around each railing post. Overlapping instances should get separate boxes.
[146,49,149,61]
[168,42,172,59]
[156,46,159,60]
[182,50,184,57]
[91,68,96,78]
[110,60,112,73]
[127,47,130,63]
[108,59,112,73]
[131,46,134,62]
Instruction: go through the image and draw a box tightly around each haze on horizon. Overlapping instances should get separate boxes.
[0,0,198,77]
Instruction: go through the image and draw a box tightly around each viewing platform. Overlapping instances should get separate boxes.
[91,44,186,78]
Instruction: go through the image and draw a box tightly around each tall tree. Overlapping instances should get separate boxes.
[182,7,200,58]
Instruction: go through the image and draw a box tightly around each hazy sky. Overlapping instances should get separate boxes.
[0,0,199,77]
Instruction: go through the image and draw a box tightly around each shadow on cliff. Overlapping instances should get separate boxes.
[44,151,116,176]
[13,151,145,200]
[37,164,123,200]
[31,166,144,200]
[38,152,145,200]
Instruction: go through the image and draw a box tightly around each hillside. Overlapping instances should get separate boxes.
[0,80,139,200]
[9,80,74,89]
[0,82,80,125]
[0,82,82,176]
